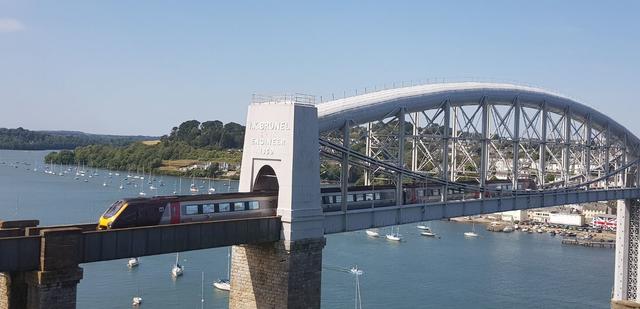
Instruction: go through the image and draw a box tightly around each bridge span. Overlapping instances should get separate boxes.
[2,82,640,309]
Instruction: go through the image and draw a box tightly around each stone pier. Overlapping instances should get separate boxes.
[231,101,325,308]
[229,238,326,309]
[0,228,83,309]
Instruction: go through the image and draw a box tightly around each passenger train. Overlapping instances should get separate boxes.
[98,179,536,229]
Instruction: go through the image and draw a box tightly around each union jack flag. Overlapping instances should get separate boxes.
[592,216,617,231]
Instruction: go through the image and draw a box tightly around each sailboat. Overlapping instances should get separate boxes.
[139,176,146,196]
[171,253,184,277]
[350,266,364,309]
[464,222,479,237]
[190,176,199,193]
[213,248,231,291]
[200,272,205,309]
[208,179,216,194]
[416,223,430,230]
[385,226,402,241]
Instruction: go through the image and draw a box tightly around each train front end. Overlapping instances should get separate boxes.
[98,200,127,229]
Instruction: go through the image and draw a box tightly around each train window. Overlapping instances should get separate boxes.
[234,202,245,211]
[417,190,424,197]
[218,203,230,212]
[103,201,124,218]
[322,196,331,204]
[374,192,381,200]
[365,193,373,201]
[355,194,364,202]
[335,195,342,203]
[248,201,260,210]
[185,205,199,215]
[203,204,215,214]
[347,195,354,202]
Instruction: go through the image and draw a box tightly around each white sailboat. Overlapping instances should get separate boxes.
[416,223,430,230]
[464,222,479,237]
[350,265,364,309]
[385,226,402,241]
[200,272,205,309]
[190,176,199,193]
[207,179,216,194]
[213,248,231,291]
[139,175,146,196]
[171,253,184,278]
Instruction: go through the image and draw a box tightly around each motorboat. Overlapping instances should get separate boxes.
[420,227,437,237]
[213,279,230,291]
[132,296,142,306]
[365,229,379,237]
[127,257,139,268]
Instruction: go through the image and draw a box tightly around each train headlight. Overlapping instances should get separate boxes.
[107,222,112,229]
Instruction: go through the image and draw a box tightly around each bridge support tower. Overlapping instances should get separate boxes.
[613,199,640,308]
[231,100,325,308]
[1,227,83,309]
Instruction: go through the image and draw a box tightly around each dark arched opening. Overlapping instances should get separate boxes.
[253,165,279,192]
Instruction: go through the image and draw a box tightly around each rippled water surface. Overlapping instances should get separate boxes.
[0,150,614,309]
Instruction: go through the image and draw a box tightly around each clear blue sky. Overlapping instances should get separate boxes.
[1,1,638,136]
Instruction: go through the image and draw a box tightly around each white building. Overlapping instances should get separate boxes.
[549,213,585,226]
[500,210,528,222]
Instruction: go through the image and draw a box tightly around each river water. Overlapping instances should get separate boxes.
[0,150,614,309]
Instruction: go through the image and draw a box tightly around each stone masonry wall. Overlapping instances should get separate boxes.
[229,238,326,309]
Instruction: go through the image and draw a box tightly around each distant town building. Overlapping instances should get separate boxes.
[549,213,585,226]
[500,210,528,222]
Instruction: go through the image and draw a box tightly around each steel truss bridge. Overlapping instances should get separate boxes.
[310,82,640,302]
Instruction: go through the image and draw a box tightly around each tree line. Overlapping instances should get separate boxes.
[44,120,245,177]
[0,127,152,150]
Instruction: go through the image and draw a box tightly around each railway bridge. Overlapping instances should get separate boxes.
[2,82,640,309]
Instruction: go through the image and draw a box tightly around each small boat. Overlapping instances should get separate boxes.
[464,223,479,237]
[503,226,514,233]
[128,257,139,268]
[132,296,142,306]
[149,185,157,190]
[536,228,544,233]
[521,228,529,232]
[102,182,108,187]
[420,227,437,237]
[139,192,147,197]
[207,179,215,194]
[171,253,184,277]
[385,226,402,241]
[214,248,231,291]
[416,224,430,230]
[365,229,379,237]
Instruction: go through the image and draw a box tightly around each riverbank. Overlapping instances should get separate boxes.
[450,215,616,246]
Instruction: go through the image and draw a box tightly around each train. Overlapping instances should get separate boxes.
[98,179,536,230]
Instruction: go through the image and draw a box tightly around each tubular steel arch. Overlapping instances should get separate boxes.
[317,82,640,192]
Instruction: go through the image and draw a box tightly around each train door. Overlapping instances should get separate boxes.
[170,201,181,224]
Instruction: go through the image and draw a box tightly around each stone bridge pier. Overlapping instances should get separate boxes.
[1,226,83,309]
[230,101,325,308]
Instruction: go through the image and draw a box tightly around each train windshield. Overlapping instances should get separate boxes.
[102,200,125,219]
